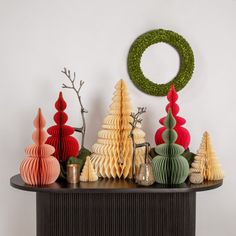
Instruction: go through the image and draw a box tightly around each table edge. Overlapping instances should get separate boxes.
[10,174,223,194]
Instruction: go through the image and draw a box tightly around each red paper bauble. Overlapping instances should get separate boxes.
[20,108,60,185]
[46,92,79,162]
[154,85,191,150]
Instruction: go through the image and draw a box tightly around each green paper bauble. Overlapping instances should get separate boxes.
[127,29,194,96]
[151,109,189,184]
[152,155,189,184]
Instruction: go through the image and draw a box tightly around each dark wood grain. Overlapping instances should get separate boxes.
[10,174,223,193]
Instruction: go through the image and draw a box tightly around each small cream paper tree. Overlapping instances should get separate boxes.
[80,156,98,182]
[90,79,145,179]
[190,131,224,181]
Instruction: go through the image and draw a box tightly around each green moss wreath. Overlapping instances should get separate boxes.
[127,29,194,96]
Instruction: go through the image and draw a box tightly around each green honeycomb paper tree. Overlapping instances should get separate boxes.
[152,109,189,184]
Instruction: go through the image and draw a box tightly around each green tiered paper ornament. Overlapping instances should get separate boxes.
[152,109,189,184]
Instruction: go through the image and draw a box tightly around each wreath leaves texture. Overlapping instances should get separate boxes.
[127,29,194,96]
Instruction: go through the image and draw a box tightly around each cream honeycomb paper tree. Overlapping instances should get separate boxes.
[90,79,145,179]
[80,156,98,182]
[190,131,224,182]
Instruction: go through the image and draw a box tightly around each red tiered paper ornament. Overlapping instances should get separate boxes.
[155,85,190,150]
[20,108,60,185]
[46,92,79,162]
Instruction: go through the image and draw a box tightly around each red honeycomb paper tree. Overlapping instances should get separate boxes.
[155,85,190,150]
[46,92,79,162]
[20,108,60,185]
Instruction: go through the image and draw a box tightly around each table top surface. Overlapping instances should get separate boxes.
[10,174,223,193]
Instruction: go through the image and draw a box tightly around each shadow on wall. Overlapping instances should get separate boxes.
[141,103,163,147]
[86,95,105,148]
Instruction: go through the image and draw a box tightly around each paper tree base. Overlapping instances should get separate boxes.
[189,173,203,184]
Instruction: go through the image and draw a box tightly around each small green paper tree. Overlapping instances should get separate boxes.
[152,109,189,184]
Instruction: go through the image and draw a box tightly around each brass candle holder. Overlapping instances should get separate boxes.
[67,164,80,184]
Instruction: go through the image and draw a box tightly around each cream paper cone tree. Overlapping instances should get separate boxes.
[80,156,98,182]
[90,79,145,179]
[190,131,224,181]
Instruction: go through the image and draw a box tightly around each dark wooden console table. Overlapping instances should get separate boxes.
[10,174,222,236]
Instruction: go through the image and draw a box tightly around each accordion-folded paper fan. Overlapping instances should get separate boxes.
[20,108,60,185]
[90,79,145,179]
[46,92,79,162]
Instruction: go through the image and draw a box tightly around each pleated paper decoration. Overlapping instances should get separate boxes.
[152,109,189,184]
[46,92,79,162]
[90,79,145,179]
[80,156,98,182]
[20,108,60,185]
[155,85,190,150]
[190,131,224,181]
[189,173,203,184]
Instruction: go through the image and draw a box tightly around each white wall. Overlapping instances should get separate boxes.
[1,0,235,235]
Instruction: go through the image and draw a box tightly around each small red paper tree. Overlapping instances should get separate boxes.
[46,92,79,162]
[155,85,190,150]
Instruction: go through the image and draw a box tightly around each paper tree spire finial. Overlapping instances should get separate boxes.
[46,92,79,162]
[155,85,190,150]
[20,108,60,185]
[152,109,189,184]
[90,79,146,179]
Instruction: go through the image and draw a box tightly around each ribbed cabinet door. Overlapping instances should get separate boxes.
[36,192,196,236]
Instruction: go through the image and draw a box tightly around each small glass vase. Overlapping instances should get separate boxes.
[136,163,155,186]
